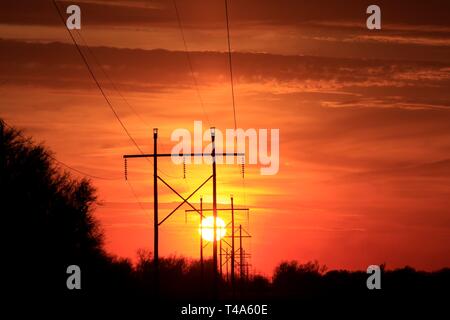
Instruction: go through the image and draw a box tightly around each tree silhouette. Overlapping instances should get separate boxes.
[1,120,107,295]
[1,119,448,309]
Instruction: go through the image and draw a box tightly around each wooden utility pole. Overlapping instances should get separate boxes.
[211,127,218,295]
[123,127,244,296]
[225,247,229,282]
[219,239,223,277]
[200,197,204,280]
[240,224,243,279]
[186,200,250,295]
[153,128,159,283]
[231,196,235,291]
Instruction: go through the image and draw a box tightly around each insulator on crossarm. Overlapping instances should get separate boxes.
[124,158,128,181]
[183,157,187,179]
[241,156,245,178]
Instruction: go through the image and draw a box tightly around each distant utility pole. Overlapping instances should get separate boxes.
[231,196,236,289]
[153,129,159,285]
[200,197,204,280]
[226,222,251,285]
[240,224,243,279]
[123,127,244,297]
[186,197,251,294]
[220,239,223,277]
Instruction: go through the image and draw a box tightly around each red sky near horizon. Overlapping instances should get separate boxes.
[1,0,450,276]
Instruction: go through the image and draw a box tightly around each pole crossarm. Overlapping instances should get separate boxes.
[122,127,246,297]
[123,152,244,159]
[185,208,249,212]
[225,235,251,238]
[158,175,212,226]
[186,199,252,291]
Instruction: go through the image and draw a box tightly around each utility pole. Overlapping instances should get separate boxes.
[211,127,218,296]
[186,200,250,295]
[123,127,244,297]
[231,196,235,292]
[225,247,229,282]
[219,239,223,277]
[240,224,243,280]
[153,128,159,290]
[200,197,204,281]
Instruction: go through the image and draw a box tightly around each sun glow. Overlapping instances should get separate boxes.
[199,216,227,242]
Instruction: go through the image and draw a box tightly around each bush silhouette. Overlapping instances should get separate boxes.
[1,120,113,295]
[272,260,325,298]
[1,119,449,307]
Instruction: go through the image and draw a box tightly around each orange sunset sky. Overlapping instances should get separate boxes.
[1,0,450,275]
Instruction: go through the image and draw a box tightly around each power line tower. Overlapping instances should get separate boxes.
[123,127,244,297]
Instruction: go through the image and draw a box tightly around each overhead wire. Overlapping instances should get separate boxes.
[74,29,149,128]
[49,0,248,212]
[173,0,211,127]
[225,0,237,130]
[2,120,120,181]
[224,0,248,219]
[51,1,182,213]
[4,120,148,216]
[52,0,180,179]
[49,155,121,180]
[126,179,148,214]
[52,0,145,157]
[172,0,212,188]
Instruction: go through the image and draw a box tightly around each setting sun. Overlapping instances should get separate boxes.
[199,216,227,242]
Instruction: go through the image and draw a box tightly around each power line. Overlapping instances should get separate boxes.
[50,155,120,180]
[126,179,148,213]
[225,0,237,129]
[74,30,180,178]
[224,0,248,211]
[172,0,212,189]
[172,0,212,188]
[74,29,149,128]
[4,120,148,217]
[52,0,180,179]
[172,0,211,126]
[2,120,119,181]
[51,0,146,157]
[75,30,186,181]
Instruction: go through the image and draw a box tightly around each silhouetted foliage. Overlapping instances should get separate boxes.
[273,260,325,298]
[1,120,117,295]
[1,120,449,309]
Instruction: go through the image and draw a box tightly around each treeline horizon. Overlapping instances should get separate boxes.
[1,119,449,303]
